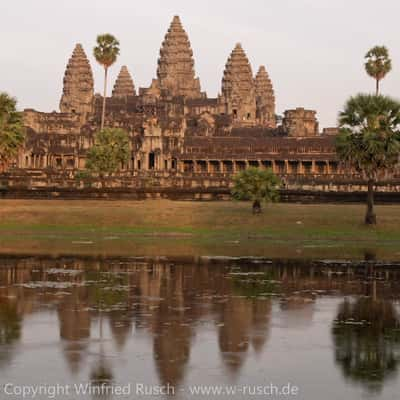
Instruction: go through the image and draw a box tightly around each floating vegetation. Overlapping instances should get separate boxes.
[46,268,83,275]
[17,281,75,289]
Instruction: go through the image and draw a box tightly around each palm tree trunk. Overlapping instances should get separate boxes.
[365,179,377,225]
[376,79,379,96]
[101,67,108,130]
[252,200,262,214]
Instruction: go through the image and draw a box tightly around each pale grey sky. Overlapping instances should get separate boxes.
[1,0,399,128]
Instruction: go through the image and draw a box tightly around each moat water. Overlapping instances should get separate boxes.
[1,255,400,399]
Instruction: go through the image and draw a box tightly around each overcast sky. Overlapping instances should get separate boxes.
[1,0,399,128]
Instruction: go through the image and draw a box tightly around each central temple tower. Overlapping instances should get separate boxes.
[155,16,203,99]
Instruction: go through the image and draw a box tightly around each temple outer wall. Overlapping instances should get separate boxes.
[1,186,400,204]
[1,170,400,203]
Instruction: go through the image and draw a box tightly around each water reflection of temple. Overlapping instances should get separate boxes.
[58,282,91,374]
[1,256,400,393]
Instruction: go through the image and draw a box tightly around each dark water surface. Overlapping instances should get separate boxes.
[1,255,400,399]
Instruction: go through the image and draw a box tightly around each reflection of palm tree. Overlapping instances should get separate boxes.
[86,271,129,398]
[0,303,21,345]
[90,357,114,400]
[89,305,114,400]
[332,297,400,392]
[0,302,21,368]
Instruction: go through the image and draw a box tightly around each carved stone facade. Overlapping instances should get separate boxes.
[59,44,94,121]
[5,15,382,192]
[283,108,319,138]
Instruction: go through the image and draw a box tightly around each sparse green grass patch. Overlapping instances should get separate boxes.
[0,200,399,259]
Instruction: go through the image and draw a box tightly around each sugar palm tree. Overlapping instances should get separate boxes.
[231,167,280,214]
[336,94,400,225]
[93,34,120,130]
[365,46,392,95]
[0,93,25,171]
[85,128,130,188]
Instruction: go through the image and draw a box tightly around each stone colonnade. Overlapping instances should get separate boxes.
[24,154,79,169]
[178,159,339,175]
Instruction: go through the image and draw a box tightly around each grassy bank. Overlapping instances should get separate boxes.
[0,200,399,259]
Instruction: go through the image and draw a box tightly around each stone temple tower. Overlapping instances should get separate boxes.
[59,44,94,119]
[156,15,202,99]
[221,43,256,126]
[112,65,136,98]
[255,66,276,128]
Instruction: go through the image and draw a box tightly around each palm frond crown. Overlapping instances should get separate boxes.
[93,34,120,68]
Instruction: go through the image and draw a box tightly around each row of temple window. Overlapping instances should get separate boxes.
[185,146,334,154]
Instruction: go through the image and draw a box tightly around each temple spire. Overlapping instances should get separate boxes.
[156,15,202,98]
[255,65,276,127]
[59,43,94,119]
[112,66,136,98]
[221,43,256,125]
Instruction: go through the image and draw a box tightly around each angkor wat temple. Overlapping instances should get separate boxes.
[3,16,400,198]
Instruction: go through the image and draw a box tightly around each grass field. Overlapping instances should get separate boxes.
[0,200,399,259]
